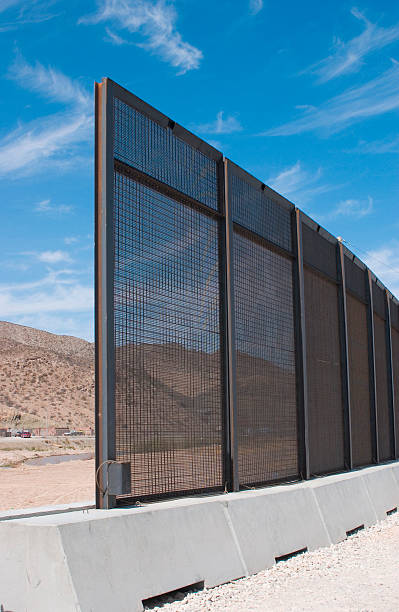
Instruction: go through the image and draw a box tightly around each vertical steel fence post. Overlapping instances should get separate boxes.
[220,158,239,492]
[385,290,396,458]
[366,269,379,464]
[337,242,352,470]
[95,78,116,509]
[292,209,310,480]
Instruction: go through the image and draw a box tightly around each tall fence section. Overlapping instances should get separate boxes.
[95,78,399,508]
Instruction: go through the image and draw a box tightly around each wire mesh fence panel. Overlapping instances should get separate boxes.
[113,171,224,502]
[374,313,393,461]
[391,300,399,456]
[372,282,386,320]
[302,224,337,281]
[304,268,345,474]
[229,168,292,253]
[232,230,298,485]
[346,292,373,466]
[96,79,399,508]
[392,326,399,456]
[391,300,399,331]
[114,97,219,211]
[344,257,367,302]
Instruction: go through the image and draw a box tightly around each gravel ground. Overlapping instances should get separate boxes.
[146,512,399,612]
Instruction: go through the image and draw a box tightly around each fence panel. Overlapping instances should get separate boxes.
[229,166,292,252]
[114,172,224,501]
[96,78,399,508]
[346,292,373,466]
[228,164,298,486]
[373,282,393,461]
[97,81,227,506]
[114,97,219,210]
[304,268,345,473]
[302,223,345,475]
[232,231,298,485]
[391,301,399,457]
[344,256,373,466]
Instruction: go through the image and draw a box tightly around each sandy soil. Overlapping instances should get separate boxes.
[147,513,399,612]
[0,458,94,510]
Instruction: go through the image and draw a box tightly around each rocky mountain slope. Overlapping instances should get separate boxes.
[0,321,94,430]
[0,321,297,449]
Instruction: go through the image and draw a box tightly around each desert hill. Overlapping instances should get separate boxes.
[0,321,297,458]
[0,321,94,430]
[113,343,297,443]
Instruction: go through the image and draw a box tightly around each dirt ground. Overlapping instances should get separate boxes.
[0,457,94,510]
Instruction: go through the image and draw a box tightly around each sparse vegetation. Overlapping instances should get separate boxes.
[0,436,94,467]
[0,321,94,431]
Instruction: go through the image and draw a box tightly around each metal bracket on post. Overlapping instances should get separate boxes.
[292,209,310,480]
[385,290,396,458]
[95,78,116,509]
[337,241,352,471]
[220,158,239,493]
[366,269,379,464]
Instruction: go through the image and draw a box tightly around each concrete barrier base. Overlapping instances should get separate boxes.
[1,462,399,612]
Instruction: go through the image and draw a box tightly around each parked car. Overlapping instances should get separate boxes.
[21,430,31,438]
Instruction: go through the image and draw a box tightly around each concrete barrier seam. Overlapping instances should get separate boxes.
[222,505,249,577]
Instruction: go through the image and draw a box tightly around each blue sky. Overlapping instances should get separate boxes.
[0,0,398,341]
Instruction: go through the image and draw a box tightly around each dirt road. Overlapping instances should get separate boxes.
[0,458,94,510]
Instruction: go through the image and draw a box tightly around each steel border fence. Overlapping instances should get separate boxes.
[95,78,399,509]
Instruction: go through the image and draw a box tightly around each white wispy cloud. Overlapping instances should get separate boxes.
[0,112,92,177]
[355,134,399,154]
[193,111,242,135]
[0,0,21,11]
[295,104,316,111]
[267,161,332,204]
[0,1,59,31]
[0,283,93,316]
[0,267,94,340]
[265,62,399,136]
[331,196,373,218]
[15,250,73,266]
[361,242,399,298]
[9,56,90,108]
[0,57,92,178]
[104,26,127,45]
[0,269,79,292]
[308,8,399,83]
[249,0,263,16]
[34,199,73,214]
[35,199,51,211]
[0,272,71,293]
[64,236,79,245]
[80,0,202,74]
[4,261,30,273]
[36,250,72,264]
